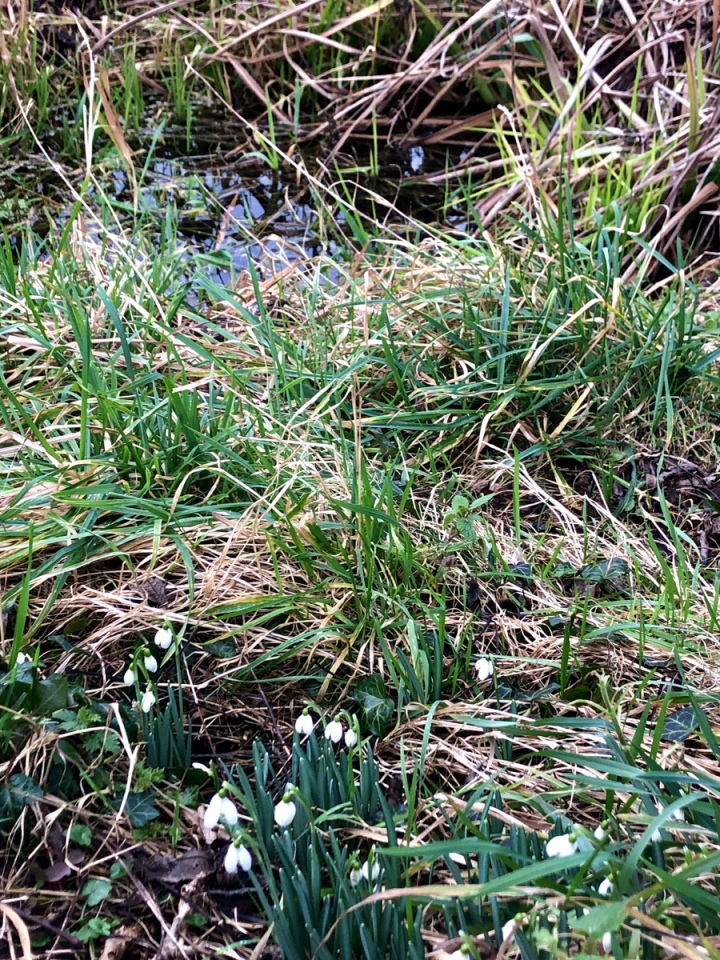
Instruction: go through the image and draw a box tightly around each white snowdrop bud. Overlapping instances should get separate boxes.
[545,833,578,858]
[325,718,343,743]
[154,627,173,649]
[475,657,493,682]
[141,689,156,713]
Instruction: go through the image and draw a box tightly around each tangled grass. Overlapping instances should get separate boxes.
[1,0,720,956]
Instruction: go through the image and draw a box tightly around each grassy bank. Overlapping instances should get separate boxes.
[2,1,720,958]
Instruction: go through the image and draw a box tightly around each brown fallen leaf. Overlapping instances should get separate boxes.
[99,923,144,960]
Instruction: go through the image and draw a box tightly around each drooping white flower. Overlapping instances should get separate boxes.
[361,859,380,882]
[325,718,343,743]
[601,931,612,953]
[192,762,212,775]
[349,865,363,888]
[123,667,136,686]
[546,833,578,858]
[224,842,240,874]
[204,792,224,830]
[221,796,239,826]
[501,918,517,942]
[225,842,252,873]
[274,793,297,828]
[594,823,607,841]
[141,689,156,713]
[204,789,238,829]
[671,807,686,822]
[598,877,614,896]
[475,657,493,682]
[236,844,252,871]
[345,728,358,748]
[144,653,158,673]
[16,652,31,665]
[154,627,173,649]
[295,710,315,737]
[650,828,663,842]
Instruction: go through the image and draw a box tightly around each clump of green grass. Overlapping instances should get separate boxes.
[1,165,720,958]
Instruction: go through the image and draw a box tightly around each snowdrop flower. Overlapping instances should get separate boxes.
[501,918,517,942]
[349,863,363,888]
[294,709,314,737]
[16,652,31,665]
[598,877,614,896]
[192,762,212,775]
[274,791,297,828]
[154,627,173,649]
[345,728,358,748]
[204,787,239,829]
[650,828,663,843]
[475,657,493,682]
[601,932,612,953]
[144,652,158,673]
[546,832,578,858]
[361,859,380,882]
[123,667,136,687]
[325,716,343,743]
[671,807,686,822]
[224,841,252,874]
[141,688,156,713]
[594,821,608,841]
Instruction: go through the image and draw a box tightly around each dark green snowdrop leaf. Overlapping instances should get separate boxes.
[660,705,701,742]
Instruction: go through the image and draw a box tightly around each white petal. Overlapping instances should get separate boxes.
[671,807,686,822]
[344,729,358,748]
[295,714,314,736]
[546,834,577,858]
[274,799,296,828]
[154,627,173,649]
[361,860,380,881]
[123,668,136,687]
[594,825,607,841]
[598,878,614,896]
[349,867,363,888]
[141,690,156,713]
[650,828,663,842]
[192,762,212,774]
[601,932,612,953]
[449,951,465,960]
[16,652,30,665]
[501,919,516,942]
[237,845,252,872]
[221,797,239,826]
[325,721,343,743]
[204,793,223,830]
[475,658,493,682]
[144,654,158,673]
[224,844,239,874]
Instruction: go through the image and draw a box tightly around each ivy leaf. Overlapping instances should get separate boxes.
[661,706,701,742]
[352,675,394,736]
[110,791,159,827]
[580,558,629,587]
